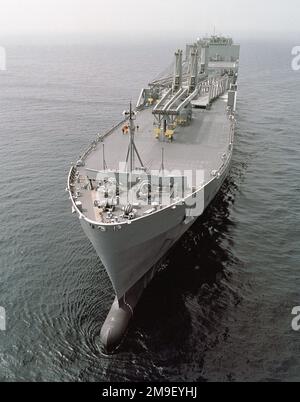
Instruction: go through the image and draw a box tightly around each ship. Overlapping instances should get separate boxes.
[67,35,240,353]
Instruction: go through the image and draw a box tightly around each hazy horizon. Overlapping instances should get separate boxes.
[0,0,299,45]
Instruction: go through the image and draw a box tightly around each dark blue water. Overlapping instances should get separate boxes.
[0,38,300,382]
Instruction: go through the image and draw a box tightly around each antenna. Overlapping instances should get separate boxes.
[102,142,108,171]
[159,147,165,175]
[124,102,144,173]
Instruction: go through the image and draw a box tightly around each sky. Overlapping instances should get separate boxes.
[0,0,299,40]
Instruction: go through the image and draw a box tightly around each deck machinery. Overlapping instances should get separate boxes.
[136,36,239,141]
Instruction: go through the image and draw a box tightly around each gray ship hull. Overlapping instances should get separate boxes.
[79,150,231,300]
[67,35,239,352]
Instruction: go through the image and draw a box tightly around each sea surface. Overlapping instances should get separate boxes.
[0,37,300,382]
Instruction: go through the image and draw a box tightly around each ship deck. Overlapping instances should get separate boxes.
[75,93,232,223]
[84,94,230,174]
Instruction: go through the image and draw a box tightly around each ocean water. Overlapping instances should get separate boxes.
[0,38,300,382]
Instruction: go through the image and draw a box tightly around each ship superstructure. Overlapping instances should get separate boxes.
[67,35,240,353]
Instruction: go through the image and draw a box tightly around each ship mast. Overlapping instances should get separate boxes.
[102,142,108,171]
[124,102,144,172]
